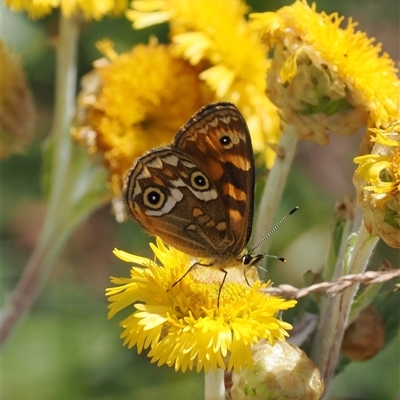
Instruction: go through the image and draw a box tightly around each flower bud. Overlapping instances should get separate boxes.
[341,305,385,361]
[231,340,324,400]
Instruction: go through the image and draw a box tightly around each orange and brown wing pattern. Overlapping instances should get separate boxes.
[173,102,255,257]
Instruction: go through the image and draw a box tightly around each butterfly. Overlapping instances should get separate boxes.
[124,102,265,301]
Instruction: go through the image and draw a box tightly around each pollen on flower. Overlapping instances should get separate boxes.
[106,238,297,373]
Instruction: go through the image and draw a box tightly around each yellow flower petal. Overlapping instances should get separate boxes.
[353,122,400,247]
[113,248,153,265]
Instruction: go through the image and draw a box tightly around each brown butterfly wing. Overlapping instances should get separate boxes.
[173,102,255,257]
[124,147,236,259]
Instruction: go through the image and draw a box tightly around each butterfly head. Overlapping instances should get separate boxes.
[241,251,265,267]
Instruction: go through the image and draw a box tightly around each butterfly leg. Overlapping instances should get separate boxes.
[217,269,228,308]
[170,261,212,289]
[171,262,199,289]
[243,269,251,287]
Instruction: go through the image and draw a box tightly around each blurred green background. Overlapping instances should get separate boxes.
[1,1,399,399]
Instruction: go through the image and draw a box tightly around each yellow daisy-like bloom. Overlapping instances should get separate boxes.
[106,238,296,373]
[353,122,400,248]
[127,0,281,168]
[72,39,213,197]
[5,0,128,20]
[250,1,399,145]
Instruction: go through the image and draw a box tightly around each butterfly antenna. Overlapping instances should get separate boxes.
[251,206,299,261]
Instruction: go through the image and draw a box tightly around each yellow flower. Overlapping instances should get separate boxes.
[0,41,36,158]
[127,0,281,168]
[353,122,400,247]
[72,39,213,197]
[5,0,129,20]
[106,238,296,373]
[250,1,399,145]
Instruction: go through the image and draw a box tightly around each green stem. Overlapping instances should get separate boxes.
[41,14,79,227]
[204,369,225,400]
[253,124,298,257]
[311,223,379,395]
[1,15,82,342]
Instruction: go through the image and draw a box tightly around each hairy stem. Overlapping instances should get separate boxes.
[204,369,225,400]
[312,224,379,395]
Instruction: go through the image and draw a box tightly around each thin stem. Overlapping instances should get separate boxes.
[311,223,379,396]
[253,124,298,256]
[204,369,225,400]
[42,14,79,239]
[1,15,80,344]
